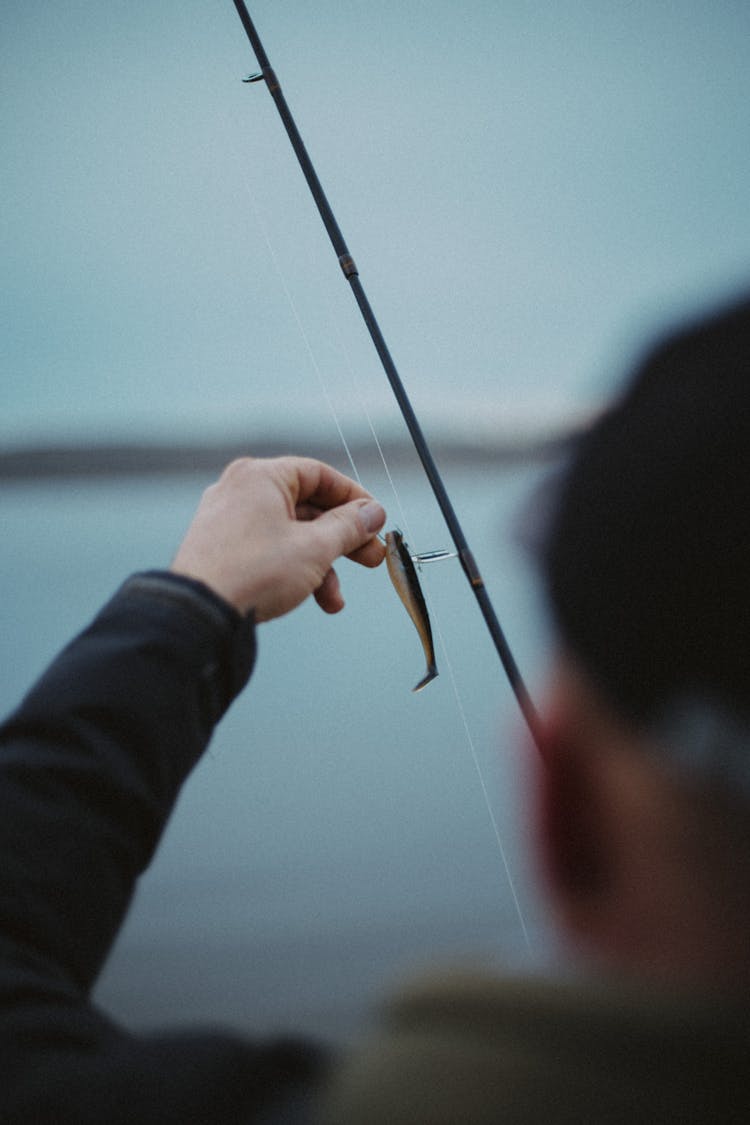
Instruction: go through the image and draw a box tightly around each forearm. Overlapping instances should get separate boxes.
[0,574,334,1121]
[0,571,256,995]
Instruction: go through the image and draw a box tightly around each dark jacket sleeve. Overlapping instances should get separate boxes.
[0,572,326,1124]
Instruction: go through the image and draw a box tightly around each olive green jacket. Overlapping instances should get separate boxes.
[322,969,749,1124]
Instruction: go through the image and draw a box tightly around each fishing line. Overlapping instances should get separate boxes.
[234,160,364,487]
[222,91,406,530]
[240,136,413,536]
[320,282,416,542]
[432,616,532,950]
[319,291,531,944]
[235,117,414,542]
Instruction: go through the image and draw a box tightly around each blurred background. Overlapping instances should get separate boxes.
[3,1,750,1045]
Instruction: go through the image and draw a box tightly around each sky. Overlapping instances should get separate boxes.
[4,1,750,448]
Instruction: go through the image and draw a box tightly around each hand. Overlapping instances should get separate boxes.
[170,456,386,621]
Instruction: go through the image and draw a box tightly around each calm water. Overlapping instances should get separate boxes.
[0,458,564,1044]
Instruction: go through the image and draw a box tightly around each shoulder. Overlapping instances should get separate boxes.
[321,967,750,1124]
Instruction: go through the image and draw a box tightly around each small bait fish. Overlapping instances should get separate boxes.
[385,530,438,692]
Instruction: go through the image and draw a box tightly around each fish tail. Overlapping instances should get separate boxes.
[412,664,438,693]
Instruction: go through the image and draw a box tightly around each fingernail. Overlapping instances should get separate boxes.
[359,500,386,534]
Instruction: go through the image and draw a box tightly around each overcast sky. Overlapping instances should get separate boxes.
[4,1,750,446]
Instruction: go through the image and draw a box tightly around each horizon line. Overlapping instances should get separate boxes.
[0,426,583,482]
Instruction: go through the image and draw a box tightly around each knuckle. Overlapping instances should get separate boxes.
[222,456,255,482]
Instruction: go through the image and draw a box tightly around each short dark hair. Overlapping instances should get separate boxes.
[540,294,750,730]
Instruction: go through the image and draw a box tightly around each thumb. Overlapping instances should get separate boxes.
[315,498,386,561]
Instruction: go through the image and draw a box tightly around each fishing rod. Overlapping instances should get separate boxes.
[230,1,542,753]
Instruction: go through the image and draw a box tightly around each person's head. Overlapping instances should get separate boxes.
[533,294,750,988]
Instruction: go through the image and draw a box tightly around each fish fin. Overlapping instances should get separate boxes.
[412,665,438,693]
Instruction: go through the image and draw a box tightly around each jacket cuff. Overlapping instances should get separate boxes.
[114,570,257,711]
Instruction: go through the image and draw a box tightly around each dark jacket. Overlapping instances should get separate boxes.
[0,572,327,1124]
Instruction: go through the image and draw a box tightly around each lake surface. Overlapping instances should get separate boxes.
[0,456,566,1045]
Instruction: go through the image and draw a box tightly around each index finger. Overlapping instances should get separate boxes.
[284,457,374,510]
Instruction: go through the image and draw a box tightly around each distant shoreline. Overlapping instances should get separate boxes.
[0,429,581,482]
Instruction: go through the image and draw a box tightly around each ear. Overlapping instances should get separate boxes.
[533,707,609,932]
